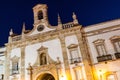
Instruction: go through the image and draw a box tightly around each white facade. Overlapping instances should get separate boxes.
[1,3,120,80]
[85,19,120,80]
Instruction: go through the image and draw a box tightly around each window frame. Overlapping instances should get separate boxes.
[110,36,120,53]
[11,55,19,75]
[93,39,107,56]
[68,44,81,64]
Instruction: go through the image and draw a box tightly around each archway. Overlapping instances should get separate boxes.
[36,73,55,80]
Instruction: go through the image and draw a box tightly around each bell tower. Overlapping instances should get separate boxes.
[33,4,49,27]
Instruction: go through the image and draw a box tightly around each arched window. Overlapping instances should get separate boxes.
[38,11,43,20]
[40,53,47,65]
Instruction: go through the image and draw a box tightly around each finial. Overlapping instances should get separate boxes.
[22,22,26,33]
[57,14,62,30]
[72,12,77,19]
[58,14,62,25]
[72,12,79,24]
[9,28,13,36]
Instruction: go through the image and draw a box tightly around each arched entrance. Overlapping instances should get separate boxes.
[36,73,55,80]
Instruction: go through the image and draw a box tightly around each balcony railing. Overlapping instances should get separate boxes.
[115,52,120,59]
[97,54,112,62]
[70,57,81,64]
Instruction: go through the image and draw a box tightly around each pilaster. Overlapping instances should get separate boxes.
[75,29,94,80]
[20,46,25,80]
[59,34,72,80]
[4,46,11,80]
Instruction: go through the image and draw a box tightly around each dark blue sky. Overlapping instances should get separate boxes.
[0,0,120,46]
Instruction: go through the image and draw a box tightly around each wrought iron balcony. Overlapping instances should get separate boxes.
[115,52,120,59]
[70,57,81,64]
[97,54,112,62]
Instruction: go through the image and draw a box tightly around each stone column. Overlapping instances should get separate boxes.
[75,30,94,80]
[59,34,72,80]
[4,46,11,80]
[20,46,25,80]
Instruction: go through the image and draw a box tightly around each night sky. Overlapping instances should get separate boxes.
[0,0,120,46]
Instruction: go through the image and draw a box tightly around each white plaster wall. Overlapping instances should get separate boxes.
[25,38,63,80]
[86,29,120,64]
[10,48,21,58]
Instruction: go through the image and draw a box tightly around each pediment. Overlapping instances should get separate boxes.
[93,39,105,44]
[68,44,78,49]
[37,46,48,51]
[26,24,56,36]
[110,35,120,40]
[11,55,19,62]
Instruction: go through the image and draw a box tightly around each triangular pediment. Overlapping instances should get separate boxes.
[11,55,19,62]
[37,46,48,51]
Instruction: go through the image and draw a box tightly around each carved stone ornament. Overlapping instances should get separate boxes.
[37,45,48,52]
[110,35,120,41]
[93,39,105,45]
[67,44,78,49]
[33,45,55,67]
[11,55,19,62]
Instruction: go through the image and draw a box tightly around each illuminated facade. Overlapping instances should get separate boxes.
[0,4,120,80]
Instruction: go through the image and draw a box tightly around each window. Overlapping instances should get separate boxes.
[74,67,84,80]
[40,53,47,65]
[12,62,19,74]
[110,36,120,53]
[38,11,43,20]
[68,44,81,64]
[93,39,107,56]
[11,55,19,75]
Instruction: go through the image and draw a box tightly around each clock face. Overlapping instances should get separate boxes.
[37,25,44,31]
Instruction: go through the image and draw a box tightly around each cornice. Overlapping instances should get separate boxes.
[84,24,120,37]
[6,25,81,49]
